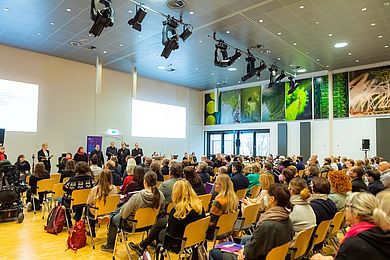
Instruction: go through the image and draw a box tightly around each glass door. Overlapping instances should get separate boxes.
[238,132,254,156]
[223,133,235,155]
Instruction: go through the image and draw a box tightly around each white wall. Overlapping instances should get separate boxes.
[0,44,203,166]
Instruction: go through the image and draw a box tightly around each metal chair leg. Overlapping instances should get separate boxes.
[86,216,95,249]
[121,231,132,259]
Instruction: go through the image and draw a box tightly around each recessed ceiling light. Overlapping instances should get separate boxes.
[297,68,307,73]
[326,65,329,68]
[226,30,230,34]
[371,22,376,26]
[66,8,71,12]
[50,22,55,25]
[316,58,320,61]
[385,45,389,48]
[277,57,281,60]
[228,67,237,71]
[385,1,390,6]
[361,7,367,11]
[299,5,304,9]
[348,52,352,55]
[195,67,198,70]
[355,59,360,62]
[37,32,41,36]
[378,35,383,38]
[103,50,108,54]
[277,32,282,35]
[328,33,333,37]
[315,21,320,24]
[238,81,241,83]
[198,40,202,43]
[119,43,123,47]
[293,42,297,46]
[128,10,133,13]
[139,34,142,38]
[334,42,348,48]
[3,7,9,11]
[157,65,166,70]
[189,11,194,15]
[306,51,310,54]
[290,64,293,67]
[259,19,264,23]
[256,77,260,80]
[211,73,214,75]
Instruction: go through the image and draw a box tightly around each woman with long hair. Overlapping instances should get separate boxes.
[207,174,239,239]
[86,169,117,237]
[289,177,316,234]
[101,171,164,252]
[14,154,31,174]
[241,173,274,212]
[328,170,352,211]
[122,165,145,196]
[73,146,88,163]
[26,162,50,210]
[60,159,76,183]
[312,191,390,260]
[183,166,205,195]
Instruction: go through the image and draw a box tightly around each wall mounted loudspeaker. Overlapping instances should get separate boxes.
[362,139,370,150]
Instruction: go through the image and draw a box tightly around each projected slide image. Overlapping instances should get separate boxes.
[0,79,39,132]
[131,99,186,139]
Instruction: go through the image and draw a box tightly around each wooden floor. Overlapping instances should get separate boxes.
[0,208,146,260]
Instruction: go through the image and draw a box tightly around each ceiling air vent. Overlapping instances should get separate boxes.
[167,0,186,9]
[69,41,82,47]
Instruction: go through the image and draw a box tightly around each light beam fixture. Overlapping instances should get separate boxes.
[161,16,179,59]
[268,64,278,88]
[288,76,300,94]
[179,24,193,41]
[89,0,114,37]
[128,5,147,32]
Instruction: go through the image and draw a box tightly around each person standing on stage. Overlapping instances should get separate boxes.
[131,143,143,165]
[37,143,52,173]
[117,142,130,176]
[0,146,7,161]
[106,141,117,160]
[90,144,104,167]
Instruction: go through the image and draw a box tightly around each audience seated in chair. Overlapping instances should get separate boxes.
[159,162,182,203]
[60,159,76,183]
[328,171,352,211]
[26,162,50,210]
[183,166,205,196]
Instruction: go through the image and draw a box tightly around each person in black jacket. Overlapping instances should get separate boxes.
[131,143,143,165]
[348,166,368,192]
[90,144,104,167]
[196,161,210,185]
[230,161,249,192]
[73,146,88,163]
[117,142,130,176]
[183,166,205,195]
[106,160,122,186]
[15,154,31,173]
[105,141,117,160]
[311,191,390,260]
[37,143,51,172]
[161,158,170,176]
[26,162,50,210]
[150,161,164,182]
[366,169,384,195]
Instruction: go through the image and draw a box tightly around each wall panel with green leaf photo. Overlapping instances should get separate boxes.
[314,75,329,119]
[285,78,313,121]
[221,89,241,124]
[204,92,221,125]
[333,72,349,118]
[261,83,285,122]
[240,86,262,123]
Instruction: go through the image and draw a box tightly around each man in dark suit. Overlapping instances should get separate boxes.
[105,141,117,160]
[348,166,368,192]
[90,144,104,167]
[37,143,52,173]
[131,143,143,165]
[117,142,130,177]
[230,161,249,192]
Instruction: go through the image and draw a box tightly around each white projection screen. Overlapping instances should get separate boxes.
[132,99,186,139]
[0,79,39,132]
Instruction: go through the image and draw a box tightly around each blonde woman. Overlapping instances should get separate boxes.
[206,174,239,239]
[242,173,274,212]
[311,192,390,260]
[121,158,137,193]
[86,169,117,237]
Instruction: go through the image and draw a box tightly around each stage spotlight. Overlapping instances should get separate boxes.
[241,54,256,82]
[288,76,300,94]
[128,5,147,32]
[255,61,267,77]
[161,16,179,59]
[214,40,230,67]
[89,0,114,37]
[179,24,193,42]
[275,70,287,83]
[268,64,278,88]
[228,49,242,66]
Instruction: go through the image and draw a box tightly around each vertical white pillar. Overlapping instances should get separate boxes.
[95,56,102,95]
[214,88,219,112]
[132,65,137,98]
[328,71,334,156]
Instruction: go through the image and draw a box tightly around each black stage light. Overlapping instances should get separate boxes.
[241,55,256,82]
[288,76,300,94]
[255,61,267,77]
[268,64,278,88]
[275,70,287,83]
[89,0,114,37]
[214,40,230,67]
[161,16,179,59]
[179,24,193,42]
[128,6,147,32]
[228,49,242,66]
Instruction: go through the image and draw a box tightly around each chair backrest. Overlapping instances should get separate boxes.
[329,211,345,237]
[183,216,211,248]
[94,175,100,183]
[50,173,61,183]
[241,203,261,229]
[198,194,212,212]
[94,194,120,217]
[163,175,170,182]
[313,220,331,246]
[290,226,315,259]
[133,207,160,230]
[298,170,305,177]
[52,183,64,200]
[216,210,239,237]
[70,189,92,207]
[235,189,247,200]
[63,177,70,183]
[250,186,261,199]
[36,179,56,194]
[26,175,31,185]
[266,242,290,260]
[166,202,174,214]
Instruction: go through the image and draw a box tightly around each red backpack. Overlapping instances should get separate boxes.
[44,205,66,234]
[67,220,87,251]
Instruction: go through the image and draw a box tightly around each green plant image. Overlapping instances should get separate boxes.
[261,83,285,122]
[333,72,349,118]
[285,78,313,121]
[241,86,261,123]
[314,76,329,119]
[221,89,241,124]
[204,93,221,125]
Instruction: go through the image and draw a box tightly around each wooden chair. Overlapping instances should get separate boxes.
[250,186,261,199]
[62,177,70,183]
[298,170,305,177]
[69,189,92,224]
[235,203,261,235]
[289,226,315,259]
[266,242,290,260]
[113,207,160,259]
[32,178,56,218]
[87,194,120,249]
[52,183,64,206]
[163,175,170,181]
[25,175,31,185]
[235,188,248,200]
[327,211,345,249]
[94,175,100,183]
[158,216,211,260]
[50,173,61,183]
[307,220,332,257]
[198,194,212,213]
[210,210,239,246]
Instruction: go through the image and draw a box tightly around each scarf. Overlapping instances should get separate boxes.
[290,195,309,205]
[309,193,328,201]
[341,221,375,245]
[257,206,290,226]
